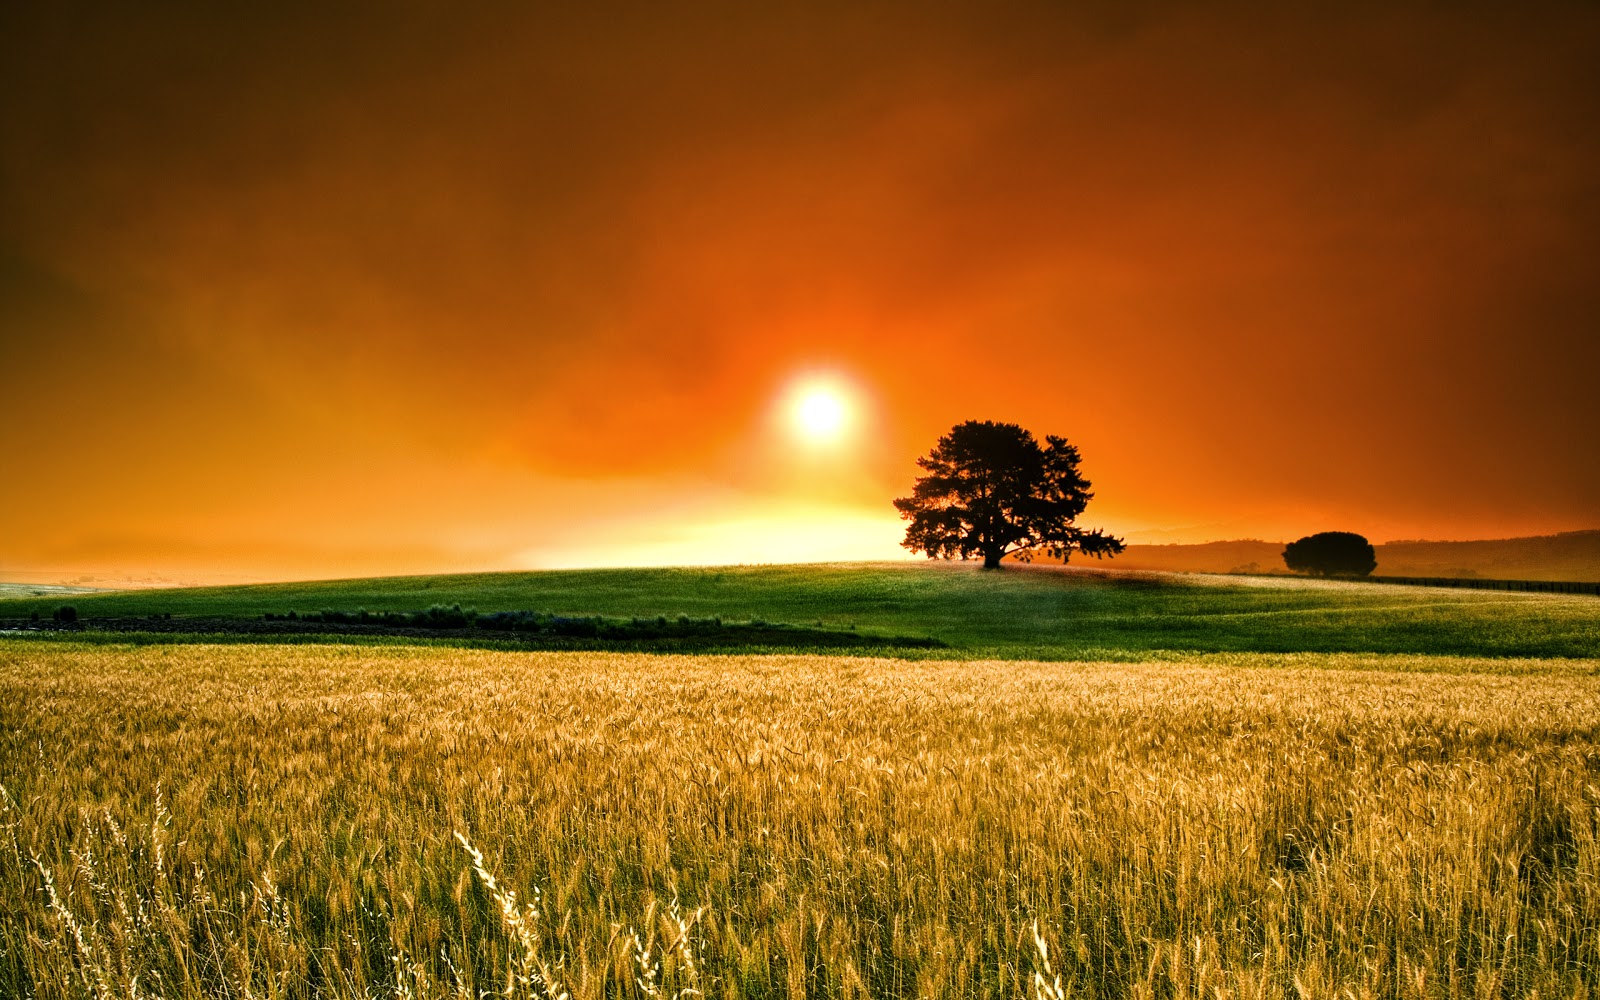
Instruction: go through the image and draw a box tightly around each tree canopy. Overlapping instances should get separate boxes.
[894,420,1124,570]
[1282,531,1378,577]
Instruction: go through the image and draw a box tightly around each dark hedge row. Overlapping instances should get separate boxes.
[256,604,943,647]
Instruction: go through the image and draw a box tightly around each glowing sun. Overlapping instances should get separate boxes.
[787,378,852,443]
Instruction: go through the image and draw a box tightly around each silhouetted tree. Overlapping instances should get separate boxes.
[1282,531,1377,576]
[894,420,1124,570]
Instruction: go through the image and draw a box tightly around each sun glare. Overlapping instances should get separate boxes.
[787,378,852,443]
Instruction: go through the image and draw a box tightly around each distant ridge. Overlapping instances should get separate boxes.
[1376,530,1600,582]
[1108,530,1600,582]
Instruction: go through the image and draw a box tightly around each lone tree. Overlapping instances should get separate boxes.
[1282,531,1377,577]
[894,420,1124,569]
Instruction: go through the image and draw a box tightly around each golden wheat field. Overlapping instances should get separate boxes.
[2,641,1598,1000]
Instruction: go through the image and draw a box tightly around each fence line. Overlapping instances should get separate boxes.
[1366,575,1600,595]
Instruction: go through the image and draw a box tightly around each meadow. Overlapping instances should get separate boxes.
[3,563,1597,659]
[2,565,1598,999]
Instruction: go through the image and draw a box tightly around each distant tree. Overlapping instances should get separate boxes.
[52,605,78,623]
[894,420,1124,570]
[1282,531,1377,577]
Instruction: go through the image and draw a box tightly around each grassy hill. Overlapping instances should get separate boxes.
[1112,529,1600,581]
[1378,529,1600,580]
[1110,540,1286,575]
[3,561,1596,659]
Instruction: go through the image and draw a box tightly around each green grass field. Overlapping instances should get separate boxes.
[3,562,1597,659]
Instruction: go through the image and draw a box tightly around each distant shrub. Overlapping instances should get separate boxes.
[418,603,476,628]
[52,606,78,624]
[1284,532,1377,577]
[272,606,476,628]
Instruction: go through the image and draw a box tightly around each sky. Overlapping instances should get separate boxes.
[3,1,1598,584]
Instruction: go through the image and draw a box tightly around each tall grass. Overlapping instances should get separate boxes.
[1,641,1597,998]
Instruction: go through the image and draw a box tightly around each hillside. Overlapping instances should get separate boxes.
[1109,540,1286,575]
[3,561,1597,660]
[1110,530,1600,581]
[1377,530,1600,581]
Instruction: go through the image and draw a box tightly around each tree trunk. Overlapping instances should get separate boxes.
[982,549,1003,570]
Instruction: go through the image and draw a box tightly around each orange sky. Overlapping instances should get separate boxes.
[3,2,1598,583]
